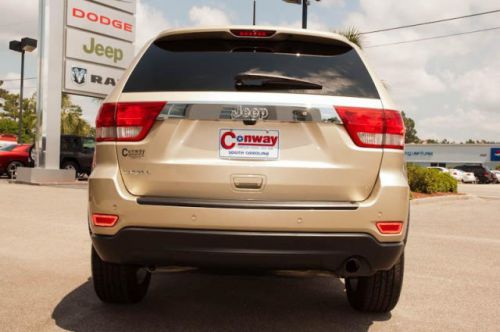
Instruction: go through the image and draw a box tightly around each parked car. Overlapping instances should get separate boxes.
[491,170,500,183]
[60,135,95,176]
[449,169,477,183]
[0,144,32,178]
[0,134,17,148]
[455,164,497,184]
[427,166,449,173]
[29,135,96,177]
[89,26,409,313]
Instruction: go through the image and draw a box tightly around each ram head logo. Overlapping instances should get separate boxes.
[71,67,87,85]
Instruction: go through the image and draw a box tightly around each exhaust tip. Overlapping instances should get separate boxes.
[345,258,361,274]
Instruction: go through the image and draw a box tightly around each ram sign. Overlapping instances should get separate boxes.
[65,59,124,97]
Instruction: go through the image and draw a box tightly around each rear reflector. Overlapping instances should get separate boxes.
[96,102,166,142]
[230,29,276,38]
[376,222,403,234]
[335,106,405,149]
[92,214,119,227]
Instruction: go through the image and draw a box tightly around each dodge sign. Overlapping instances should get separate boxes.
[67,0,135,42]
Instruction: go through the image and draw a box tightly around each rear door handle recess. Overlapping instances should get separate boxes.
[232,175,264,190]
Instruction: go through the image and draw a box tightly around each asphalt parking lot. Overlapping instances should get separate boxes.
[0,180,499,331]
[458,183,500,199]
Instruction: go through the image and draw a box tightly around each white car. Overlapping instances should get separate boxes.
[427,166,449,173]
[450,169,476,183]
[491,170,500,182]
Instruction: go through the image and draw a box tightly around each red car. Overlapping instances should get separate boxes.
[0,144,32,178]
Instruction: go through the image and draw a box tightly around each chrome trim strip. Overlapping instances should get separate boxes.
[137,197,359,210]
[156,102,343,124]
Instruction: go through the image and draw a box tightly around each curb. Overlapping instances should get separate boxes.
[9,179,88,189]
[476,195,500,200]
[411,194,472,205]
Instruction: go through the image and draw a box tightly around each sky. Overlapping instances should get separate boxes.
[0,0,499,142]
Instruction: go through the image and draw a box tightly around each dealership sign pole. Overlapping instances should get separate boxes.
[34,0,65,172]
[26,0,136,183]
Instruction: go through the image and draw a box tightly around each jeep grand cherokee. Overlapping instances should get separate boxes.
[89,26,409,313]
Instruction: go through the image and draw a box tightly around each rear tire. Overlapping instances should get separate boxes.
[345,253,404,313]
[91,246,151,303]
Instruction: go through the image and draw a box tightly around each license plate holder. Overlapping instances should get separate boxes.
[219,129,279,160]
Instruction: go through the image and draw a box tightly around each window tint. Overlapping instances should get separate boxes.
[61,137,81,152]
[124,39,379,98]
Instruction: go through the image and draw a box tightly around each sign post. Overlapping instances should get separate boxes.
[17,0,136,184]
[35,0,64,170]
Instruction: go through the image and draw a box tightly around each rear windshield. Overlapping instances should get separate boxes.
[124,38,379,98]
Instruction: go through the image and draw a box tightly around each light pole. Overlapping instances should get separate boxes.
[282,0,320,29]
[9,37,37,143]
[253,0,256,25]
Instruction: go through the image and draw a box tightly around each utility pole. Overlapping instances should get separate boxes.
[253,0,256,25]
[302,0,307,29]
[283,0,320,29]
[18,50,25,142]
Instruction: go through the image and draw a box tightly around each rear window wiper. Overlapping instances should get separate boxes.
[234,72,323,91]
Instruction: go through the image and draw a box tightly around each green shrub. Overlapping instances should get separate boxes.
[407,164,457,194]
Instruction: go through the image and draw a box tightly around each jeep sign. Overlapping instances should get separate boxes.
[65,59,124,97]
[66,28,133,69]
[67,0,135,42]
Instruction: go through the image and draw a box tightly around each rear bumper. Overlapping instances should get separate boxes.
[92,227,404,276]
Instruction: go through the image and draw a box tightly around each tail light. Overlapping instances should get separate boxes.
[230,29,276,38]
[376,222,403,234]
[92,214,119,227]
[95,102,166,142]
[335,107,405,149]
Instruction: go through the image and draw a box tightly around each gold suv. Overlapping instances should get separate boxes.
[89,26,409,312]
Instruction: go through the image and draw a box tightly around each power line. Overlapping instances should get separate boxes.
[0,77,36,82]
[360,9,500,35]
[366,26,500,48]
[2,86,37,91]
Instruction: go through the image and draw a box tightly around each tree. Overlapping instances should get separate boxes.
[335,26,362,48]
[61,93,94,136]
[0,81,37,143]
[0,81,94,141]
[401,112,420,143]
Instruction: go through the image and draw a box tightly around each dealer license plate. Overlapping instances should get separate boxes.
[219,129,279,160]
